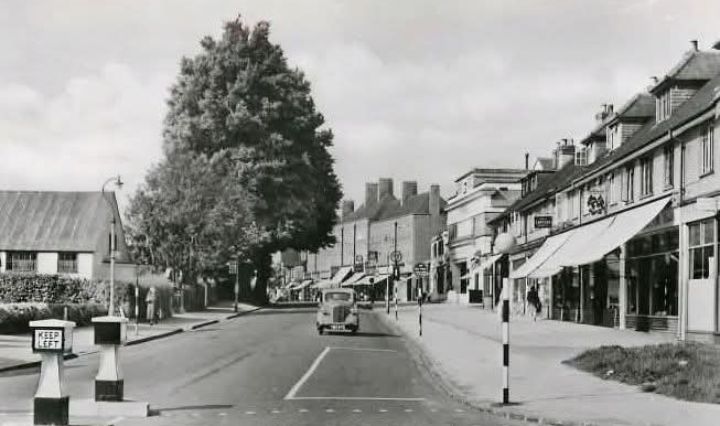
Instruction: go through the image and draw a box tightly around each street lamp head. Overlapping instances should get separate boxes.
[114,175,124,190]
[494,233,517,254]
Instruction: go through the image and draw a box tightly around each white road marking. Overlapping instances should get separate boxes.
[404,408,414,413]
[329,346,398,353]
[108,417,125,425]
[284,346,332,400]
[288,396,426,401]
[325,408,335,413]
[455,408,464,413]
[218,412,227,416]
[245,411,256,415]
[352,409,362,413]
[271,409,281,414]
[379,408,388,413]
[299,408,309,413]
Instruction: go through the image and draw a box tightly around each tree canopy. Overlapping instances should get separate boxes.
[127,16,342,302]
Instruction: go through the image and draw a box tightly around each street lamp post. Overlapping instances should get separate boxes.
[101,175,123,316]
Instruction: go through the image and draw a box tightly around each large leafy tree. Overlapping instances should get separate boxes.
[127,151,266,286]
[129,16,341,303]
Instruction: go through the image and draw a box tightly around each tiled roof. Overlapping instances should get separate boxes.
[652,50,720,92]
[535,158,555,170]
[618,93,656,119]
[0,191,120,253]
[343,192,447,223]
[581,71,720,181]
[495,69,720,224]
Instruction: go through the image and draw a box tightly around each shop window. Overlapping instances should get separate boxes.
[689,219,715,279]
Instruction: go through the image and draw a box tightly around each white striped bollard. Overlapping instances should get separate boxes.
[501,277,510,404]
[418,288,423,336]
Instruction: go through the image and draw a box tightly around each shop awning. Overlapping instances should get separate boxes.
[311,280,334,289]
[331,266,353,285]
[292,279,313,291]
[510,231,576,279]
[341,272,366,287]
[477,254,502,272]
[355,274,389,285]
[527,197,671,278]
[564,197,671,266]
[529,218,612,278]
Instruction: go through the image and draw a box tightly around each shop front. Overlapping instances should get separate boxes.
[519,197,674,330]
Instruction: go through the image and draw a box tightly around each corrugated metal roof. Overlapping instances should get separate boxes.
[0,191,117,252]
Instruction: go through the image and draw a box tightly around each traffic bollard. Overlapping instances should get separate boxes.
[92,316,128,401]
[418,288,423,336]
[501,278,510,404]
[135,285,140,336]
[30,319,75,426]
[385,278,390,314]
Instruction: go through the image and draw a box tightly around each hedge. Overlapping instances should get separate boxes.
[0,273,173,331]
[0,302,107,334]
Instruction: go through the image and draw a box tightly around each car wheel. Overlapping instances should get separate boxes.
[317,327,324,335]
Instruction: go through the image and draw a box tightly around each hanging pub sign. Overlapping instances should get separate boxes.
[586,192,606,216]
[534,215,553,228]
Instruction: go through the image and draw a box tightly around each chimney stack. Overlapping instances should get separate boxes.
[556,140,576,169]
[401,181,418,203]
[525,152,529,170]
[429,184,442,235]
[378,178,394,201]
[341,200,355,219]
[691,39,699,51]
[365,182,378,208]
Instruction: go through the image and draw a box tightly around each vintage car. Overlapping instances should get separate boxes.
[316,288,359,334]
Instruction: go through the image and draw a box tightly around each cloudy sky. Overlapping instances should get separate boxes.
[1,0,719,211]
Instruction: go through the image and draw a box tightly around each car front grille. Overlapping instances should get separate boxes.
[332,305,349,323]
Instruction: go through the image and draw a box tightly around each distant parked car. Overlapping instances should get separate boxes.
[316,288,359,335]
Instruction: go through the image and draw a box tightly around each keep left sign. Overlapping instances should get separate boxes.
[34,329,63,351]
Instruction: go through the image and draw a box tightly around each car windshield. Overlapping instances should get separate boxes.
[324,292,352,302]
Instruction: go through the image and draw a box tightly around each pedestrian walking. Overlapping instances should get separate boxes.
[526,285,541,321]
[145,286,157,325]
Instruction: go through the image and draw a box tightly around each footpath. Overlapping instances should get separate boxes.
[0,301,261,373]
[379,303,720,426]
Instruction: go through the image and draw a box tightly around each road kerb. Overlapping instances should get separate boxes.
[190,319,219,330]
[225,307,263,319]
[373,310,603,426]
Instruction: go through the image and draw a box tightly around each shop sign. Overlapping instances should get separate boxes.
[534,215,553,228]
[586,193,606,215]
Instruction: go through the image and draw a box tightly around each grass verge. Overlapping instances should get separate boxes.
[564,342,720,404]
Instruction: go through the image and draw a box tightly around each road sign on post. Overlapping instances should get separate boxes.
[413,263,429,277]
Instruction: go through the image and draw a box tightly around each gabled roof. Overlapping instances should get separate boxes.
[497,69,720,225]
[344,192,447,223]
[0,191,118,252]
[617,93,656,119]
[651,50,720,93]
[534,158,555,170]
[581,71,720,182]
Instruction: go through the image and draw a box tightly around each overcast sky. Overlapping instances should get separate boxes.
[2,0,720,211]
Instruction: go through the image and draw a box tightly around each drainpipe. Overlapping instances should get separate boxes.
[677,130,688,341]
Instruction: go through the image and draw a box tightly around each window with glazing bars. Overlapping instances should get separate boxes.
[58,252,78,274]
[640,157,653,197]
[701,123,714,175]
[8,252,37,273]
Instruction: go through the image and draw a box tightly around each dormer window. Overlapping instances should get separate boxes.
[575,148,588,166]
[656,90,671,122]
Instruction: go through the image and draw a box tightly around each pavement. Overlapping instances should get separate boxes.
[0,300,261,373]
[0,305,524,426]
[378,302,720,426]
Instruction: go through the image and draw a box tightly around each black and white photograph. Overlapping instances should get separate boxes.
[1,1,720,425]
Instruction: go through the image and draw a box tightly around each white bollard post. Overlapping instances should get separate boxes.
[30,319,75,425]
[92,316,128,401]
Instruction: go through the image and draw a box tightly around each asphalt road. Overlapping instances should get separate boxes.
[0,307,522,426]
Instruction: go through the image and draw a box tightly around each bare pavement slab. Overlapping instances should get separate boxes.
[379,303,720,426]
[0,301,261,373]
